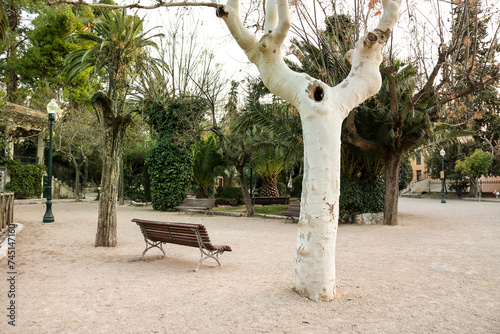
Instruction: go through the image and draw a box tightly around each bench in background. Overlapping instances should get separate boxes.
[281,201,300,223]
[252,196,290,206]
[174,198,216,215]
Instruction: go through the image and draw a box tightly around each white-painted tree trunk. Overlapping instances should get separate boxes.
[220,0,402,301]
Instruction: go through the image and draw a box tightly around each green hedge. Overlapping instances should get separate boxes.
[147,138,193,211]
[215,187,243,206]
[339,173,384,223]
[5,160,46,199]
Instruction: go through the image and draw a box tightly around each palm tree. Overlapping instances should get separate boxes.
[250,146,285,197]
[63,9,162,247]
[192,135,227,198]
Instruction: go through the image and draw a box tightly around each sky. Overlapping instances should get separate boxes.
[122,1,260,83]
[114,0,500,92]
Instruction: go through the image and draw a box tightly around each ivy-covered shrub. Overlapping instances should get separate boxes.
[215,187,243,206]
[5,160,46,199]
[144,97,207,210]
[147,138,193,211]
[339,173,385,223]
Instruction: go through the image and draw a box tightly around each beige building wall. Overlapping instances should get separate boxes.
[410,151,429,182]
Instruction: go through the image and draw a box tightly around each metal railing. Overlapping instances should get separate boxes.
[1,192,14,235]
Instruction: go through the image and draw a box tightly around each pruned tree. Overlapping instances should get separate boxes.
[48,0,403,301]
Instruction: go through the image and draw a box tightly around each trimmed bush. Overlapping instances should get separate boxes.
[147,138,193,211]
[215,187,243,206]
[339,173,384,223]
[5,160,45,199]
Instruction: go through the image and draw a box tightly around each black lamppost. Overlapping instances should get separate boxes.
[43,99,58,223]
[440,148,446,204]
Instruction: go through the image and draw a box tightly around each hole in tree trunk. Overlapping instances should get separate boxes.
[314,86,324,102]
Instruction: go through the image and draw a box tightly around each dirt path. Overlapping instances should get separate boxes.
[1,198,499,333]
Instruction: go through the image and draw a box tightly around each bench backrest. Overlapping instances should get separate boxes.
[182,198,216,208]
[132,219,217,251]
[282,202,300,215]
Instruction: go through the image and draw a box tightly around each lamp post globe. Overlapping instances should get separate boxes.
[43,99,58,223]
[440,149,446,204]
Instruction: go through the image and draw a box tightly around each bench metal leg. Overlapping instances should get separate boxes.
[140,237,166,259]
[194,249,224,272]
[192,228,225,272]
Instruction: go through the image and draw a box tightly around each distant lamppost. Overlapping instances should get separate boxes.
[43,99,58,223]
[440,149,446,204]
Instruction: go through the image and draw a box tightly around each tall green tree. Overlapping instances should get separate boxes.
[15,5,93,108]
[64,8,162,246]
[0,0,40,102]
[455,149,493,199]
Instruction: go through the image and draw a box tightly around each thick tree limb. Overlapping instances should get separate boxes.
[47,0,222,11]
[338,0,401,114]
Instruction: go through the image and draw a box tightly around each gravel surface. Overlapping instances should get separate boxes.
[2,197,499,333]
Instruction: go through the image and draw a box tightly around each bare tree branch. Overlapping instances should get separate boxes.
[47,0,222,11]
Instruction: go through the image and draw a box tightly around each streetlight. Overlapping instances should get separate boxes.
[440,148,446,204]
[43,99,58,223]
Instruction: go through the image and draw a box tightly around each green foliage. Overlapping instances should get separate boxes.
[215,187,243,206]
[145,98,207,210]
[341,143,384,179]
[0,95,7,164]
[0,5,7,43]
[427,144,473,191]
[123,143,151,202]
[63,8,163,105]
[399,156,413,191]
[286,14,353,86]
[354,61,423,150]
[7,4,94,108]
[5,160,45,199]
[339,173,385,223]
[145,98,208,144]
[455,149,493,178]
[147,138,193,210]
[192,135,227,198]
[277,182,287,196]
[291,174,303,198]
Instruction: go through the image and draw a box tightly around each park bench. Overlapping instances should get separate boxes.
[174,198,216,215]
[132,218,232,272]
[281,201,300,223]
[252,196,290,206]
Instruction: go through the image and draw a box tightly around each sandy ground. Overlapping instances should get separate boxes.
[1,197,499,333]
